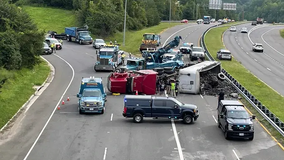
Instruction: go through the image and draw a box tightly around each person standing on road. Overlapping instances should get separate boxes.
[175,81,179,97]
[52,43,56,53]
[59,39,63,45]
[129,53,132,59]
[217,89,225,108]
[121,54,125,65]
[170,80,176,98]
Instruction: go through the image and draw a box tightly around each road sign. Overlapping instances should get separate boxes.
[223,3,237,10]
[209,0,222,10]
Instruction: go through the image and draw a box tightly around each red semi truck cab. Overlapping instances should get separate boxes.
[107,70,157,95]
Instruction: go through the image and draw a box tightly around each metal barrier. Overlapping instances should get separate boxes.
[200,24,284,137]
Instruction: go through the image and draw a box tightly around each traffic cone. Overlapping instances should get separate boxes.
[67,97,70,101]
[57,106,60,110]
[135,90,138,95]
[62,100,65,105]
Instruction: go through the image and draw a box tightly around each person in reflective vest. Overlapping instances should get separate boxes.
[59,39,63,45]
[170,80,176,98]
[52,43,56,53]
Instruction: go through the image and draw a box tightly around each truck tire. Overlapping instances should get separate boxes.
[183,115,193,124]
[67,36,71,42]
[101,108,105,114]
[217,73,225,81]
[79,40,83,45]
[133,113,143,123]
[78,107,83,114]
[248,135,254,141]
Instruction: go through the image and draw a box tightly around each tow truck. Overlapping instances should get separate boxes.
[77,77,107,114]
[94,47,124,72]
[125,36,184,71]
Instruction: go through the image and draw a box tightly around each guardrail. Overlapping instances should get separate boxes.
[200,24,284,137]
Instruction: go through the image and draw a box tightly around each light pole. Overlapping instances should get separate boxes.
[123,0,127,46]
[169,0,171,22]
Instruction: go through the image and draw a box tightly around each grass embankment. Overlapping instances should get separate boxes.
[205,25,284,145]
[0,60,50,129]
[280,29,284,38]
[24,6,182,55]
[23,6,77,33]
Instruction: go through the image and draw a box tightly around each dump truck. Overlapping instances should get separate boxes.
[65,27,93,44]
[139,33,161,52]
[256,17,264,24]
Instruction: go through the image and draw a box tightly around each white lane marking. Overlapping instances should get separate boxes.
[240,47,243,49]
[237,43,240,45]
[232,149,240,160]
[103,147,108,160]
[254,59,258,62]
[261,28,284,57]
[163,25,199,47]
[23,53,75,160]
[110,113,113,121]
[174,148,185,150]
[171,119,184,160]
[212,115,217,123]
[267,68,271,71]
[200,94,204,99]
[246,52,248,55]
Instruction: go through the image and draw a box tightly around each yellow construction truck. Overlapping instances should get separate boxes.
[139,33,161,53]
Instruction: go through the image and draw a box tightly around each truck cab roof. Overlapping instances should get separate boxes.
[78,77,105,96]
[220,100,243,106]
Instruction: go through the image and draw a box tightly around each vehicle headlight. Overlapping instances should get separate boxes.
[98,102,102,105]
[80,101,84,106]
[249,124,254,131]
[228,123,233,131]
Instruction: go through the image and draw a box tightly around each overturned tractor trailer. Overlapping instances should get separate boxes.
[178,61,223,94]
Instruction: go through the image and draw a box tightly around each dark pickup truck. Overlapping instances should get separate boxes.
[122,95,199,124]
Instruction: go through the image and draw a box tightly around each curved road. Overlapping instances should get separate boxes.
[223,23,284,96]
[0,23,283,160]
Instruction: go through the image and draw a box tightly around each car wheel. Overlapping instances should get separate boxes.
[78,107,83,114]
[218,119,221,128]
[224,130,230,140]
[248,135,254,141]
[133,113,143,123]
[183,115,193,124]
[101,108,105,114]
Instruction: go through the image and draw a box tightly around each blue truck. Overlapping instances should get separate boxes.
[76,77,107,114]
[94,47,124,72]
[203,16,211,24]
[65,27,93,44]
[124,36,184,71]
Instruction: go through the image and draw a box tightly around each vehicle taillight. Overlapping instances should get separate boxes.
[123,106,127,114]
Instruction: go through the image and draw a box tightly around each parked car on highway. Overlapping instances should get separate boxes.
[179,42,193,54]
[230,26,237,32]
[93,39,106,49]
[240,27,248,33]
[251,21,257,25]
[217,49,232,60]
[42,42,53,55]
[45,37,62,50]
[191,46,205,61]
[217,100,255,140]
[252,43,264,52]
[181,19,188,23]
[122,95,199,124]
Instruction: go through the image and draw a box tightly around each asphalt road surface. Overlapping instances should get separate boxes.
[0,22,283,160]
[223,23,284,96]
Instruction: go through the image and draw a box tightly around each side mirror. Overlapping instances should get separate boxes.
[174,104,179,109]
[77,94,81,98]
[220,114,224,118]
[252,115,256,119]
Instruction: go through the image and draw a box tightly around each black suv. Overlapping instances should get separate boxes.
[122,95,199,124]
[251,21,257,25]
[217,100,255,140]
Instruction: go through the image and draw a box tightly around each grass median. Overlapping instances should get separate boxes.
[280,29,284,38]
[205,24,284,145]
[0,59,50,129]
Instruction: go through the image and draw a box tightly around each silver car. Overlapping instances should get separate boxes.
[252,43,263,52]
[241,27,248,33]
[217,49,232,60]
[93,39,106,49]
[191,47,205,61]
[230,26,237,32]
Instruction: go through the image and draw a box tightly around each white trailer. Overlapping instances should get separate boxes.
[178,61,221,94]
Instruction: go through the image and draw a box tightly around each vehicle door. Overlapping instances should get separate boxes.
[220,107,227,129]
[165,100,180,117]
[152,99,168,117]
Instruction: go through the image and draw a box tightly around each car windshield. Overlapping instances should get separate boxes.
[227,110,250,119]
[127,60,137,66]
[256,45,263,47]
[49,39,59,43]
[96,39,105,43]
[231,27,236,29]
[192,47,203,52]
[82,89,102,97]
[43,43,49,47]
[99,51,114,56]
[221,51,231,55]
[242,28,247,30]
[172,98,184,106]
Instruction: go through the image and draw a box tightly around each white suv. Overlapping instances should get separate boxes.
[252,43,263,52]
[217,49,232,61]
[191,47,205,61]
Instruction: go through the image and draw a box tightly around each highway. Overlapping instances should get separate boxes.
[223,23,284,96]
[0,22,283,160]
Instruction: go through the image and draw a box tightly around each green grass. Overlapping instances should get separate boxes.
[23,6,76,33]
[104,22,183,55]
[0,60,50,129]
[280,29,284,38]
[205,24,284,144]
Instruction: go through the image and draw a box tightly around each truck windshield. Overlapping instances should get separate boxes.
[192,47,203,52]
[227,110,250,119]
[100,51,114,56]
[82,90,102,97]
[127,60,137,66]
[80,32,90,36]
